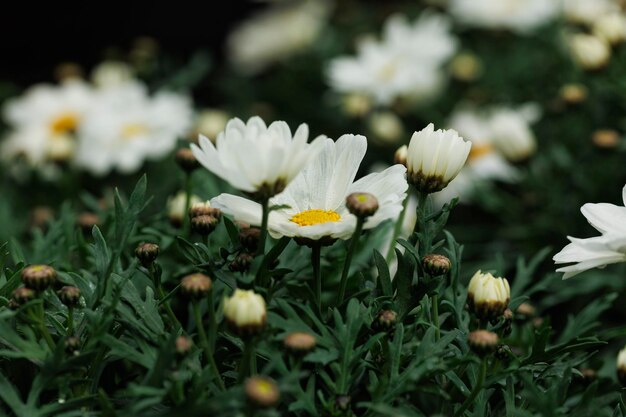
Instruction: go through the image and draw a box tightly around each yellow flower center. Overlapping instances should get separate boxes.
[468,143,495,161]
[291,209,341,226]
[121,123,149,139]
[50,112,79,134]
[256,380,274,394]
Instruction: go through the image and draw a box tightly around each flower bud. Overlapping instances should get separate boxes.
[191,214,219,236]
[12,286,36,305]
[450,52,483,82]
[593,12,626,45]
[578,367,597,383]
[175,335,193,357]
[618,346,626,386]
[346,192,379,218]
[192,109,229,142]
[180,273,213,299]
[559,83,588,105]
[65,336,81,354]
[30,206,54,230]
[229,252,254,272]
[223,289,267,336]
[189,201,221,220]
[342,93,371,117]
[368,111,404,144]
[335,395,351,411]
[7,299,20,310]
[135,242,160,267]
[468,330,498,357]
[372,309,398,332]
[467,270,510,320]
[77,212,100,234]
[422,254,451,276]
[592,129,621,149]
[57,286,81,307]
[495,344,511,361]
[21,265,57,291]
[245,376,280,408]
[394,145,408,166]
[283,332,317,355]
[569,34,611,71]
[516,302,535,319]
[406,124,471,194]
[239,227,261,252]
[175,148,200,173]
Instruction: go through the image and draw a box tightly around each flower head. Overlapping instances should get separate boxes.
[191,116,325,201]
[554,185,626,278]
[406,123,471,193]
[211,135,408,242]
[223,289,267,336]
[468,330,499,356]
[467,271,510,319]
[21,265,57,291]
[569,34,611,70]
[244,376,280,408]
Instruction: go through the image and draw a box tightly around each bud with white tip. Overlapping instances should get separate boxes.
[569,34,611,71]
[618,346,626,386]
[467,270,510,320]
[223,289,267,336]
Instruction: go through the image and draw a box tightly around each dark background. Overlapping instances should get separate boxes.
[0,1,264,86]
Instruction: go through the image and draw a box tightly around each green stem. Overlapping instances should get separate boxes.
[311,243,322,314]
[386,195,409,263]
[432,294,440,341]
[38,303,55,350]
[454,358,487,417]
[207,289,217,350]
[67,306,74,336]
[192,301,224,390]
[338,217,364,306]
[411,191,429,248]
[258,198,270,256]
[183,173,193,235]
[239,339,257,382]
[150,264,181,330]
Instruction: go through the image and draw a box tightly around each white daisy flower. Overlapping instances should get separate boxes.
[74,81,192,176]
[191,116,326,200]
[489,105,539,162]
[563,0,620,26]
[211,135,408,241]
[553,185,626,278]
[569,33,611,70]
[449,0,560,34]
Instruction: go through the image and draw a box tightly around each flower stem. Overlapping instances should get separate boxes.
[431,294,440,341]
[150,264,181,330]
[192,301,224,390]
[182,173,193,235]
[338,217,364,306]
[386,195,409,263]
[36,302,55,350]
[454,357,487,417]
[258,198,270,256]
[311,242,322,314]
[411,191,429,247]
[67,306,74,335]
[239,339,257,382]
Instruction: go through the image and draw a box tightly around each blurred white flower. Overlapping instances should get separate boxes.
[553,185,626,278]
[569,33,611,70]
[168,191,202,226]
[91,61,134,89]
[406,123,471,193]
[191,116,326,200]
[1,80,93,170]
[227,0,330,75]
[368,111,404,144]
[563,0,620,26]
[193,109,230,142]
[489,105,539,162]
[449,0,559,34]
[593,12,626,45]
[211,135,408,241]
[75,81,193,176]
[327,12,457,105]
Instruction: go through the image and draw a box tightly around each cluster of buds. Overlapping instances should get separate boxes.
[189,201,221,236]
[223,289,267,337]
[20,265,57,292]
[135,242,160,268]
[467,270,510,320]
[346,192,379,219]
[230,224,261,272]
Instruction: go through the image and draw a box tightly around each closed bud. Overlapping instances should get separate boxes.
[189,201,221,220]
[77,212,100,234]
[495,344,511,361]
[450,52,483,82]
[394,145,408,166]
[180,273,213,299]
[373,309,398,332]
[7,299,20,310]
[559,83,588,105]
[569,34,610,71]
[283,332,317,355]
[229,252,254,272]
[579,367,597,383]
[239,227,261,252]
[467,270,510,320]
[516,302,535,319]
[335,395,351,411]
[592,129,621,149]
[135,242,160,267]
[175,148,199,172]
[21,265,57,291]
[12,286,36,305]
[422,254,451,276]
[191,214,219,236]
[57,286,81,307]
[618,346,626,386]
[175,335,193,357]
[346,192,379,218]
[245,376,280,408]
[223,289,267,336]
[468,330,498,357]
[65,336,81,354]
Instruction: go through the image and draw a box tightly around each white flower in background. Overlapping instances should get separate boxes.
[618,346,626,384]
[449,0,559,34]
[553,185,626,278]
[569,33,611,70]
[327,12,457,105]
[593,13,626,45]
[75,81,192,176]
[0,80,93,169]
[563,0,620,26]
[227,0,330,75]
[167,191,202,226]
[489,105,539,162]
[191,116,326,200]
[211,135,408,241]
[193,109,230,141]
[91,61,134,89]
[406,123,472,194]
[367,111,404,144]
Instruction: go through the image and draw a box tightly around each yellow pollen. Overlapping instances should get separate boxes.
[468,143,495,161]
[256,381,273,394]
[50,113,79,134]
[121,123,149,139]
[291,209,341,226]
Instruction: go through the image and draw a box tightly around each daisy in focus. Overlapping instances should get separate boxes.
[553,184,626,279]
[211,134,408,242]
[191,116,326,201]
